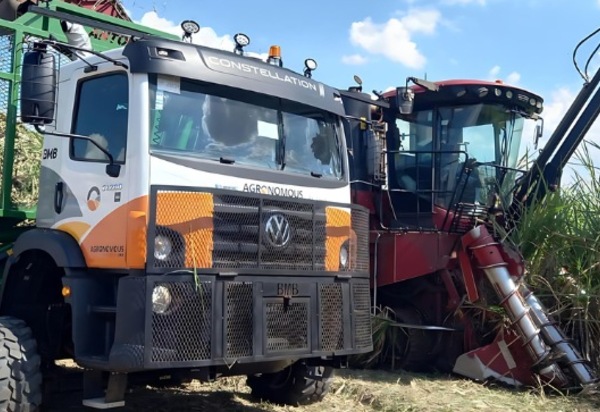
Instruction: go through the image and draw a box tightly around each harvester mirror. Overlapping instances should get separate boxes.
[20,44,57,125]
[397,87,414,115]
[534,117,544,150]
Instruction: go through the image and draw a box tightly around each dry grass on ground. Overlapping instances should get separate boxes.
[47,368,600,412]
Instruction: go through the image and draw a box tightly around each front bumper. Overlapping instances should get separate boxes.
[108,273,372,372]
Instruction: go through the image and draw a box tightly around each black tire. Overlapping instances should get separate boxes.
[0,317,42,412]
[246,361,333,406]
[390,307,436,372]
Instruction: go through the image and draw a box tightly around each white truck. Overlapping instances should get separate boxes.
[0,1,371,409]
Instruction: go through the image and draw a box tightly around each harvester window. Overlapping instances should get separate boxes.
[71,73,128,163]
[394,111,434,193]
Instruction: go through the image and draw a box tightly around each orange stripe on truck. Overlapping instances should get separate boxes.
[155,191,214,269]
[56,221,91,241]
[81,196,149,269]
[325,207,351,271]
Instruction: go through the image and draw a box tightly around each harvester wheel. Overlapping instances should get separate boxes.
[391,307,436,372]
[246,361,333,406]
[0,316,43,411]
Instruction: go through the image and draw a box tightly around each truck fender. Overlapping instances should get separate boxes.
[9,228,86,269]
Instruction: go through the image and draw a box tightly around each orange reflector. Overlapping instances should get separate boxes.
[62,286,71,298]
[269,45,281,59]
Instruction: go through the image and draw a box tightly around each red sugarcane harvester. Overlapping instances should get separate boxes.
[339,26,600,389]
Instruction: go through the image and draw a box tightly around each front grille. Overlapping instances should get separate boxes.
[212,194,327,271]
[319,284,344,352]
[150,281,212,363]
[265,299,309,353]
[351,208,370,271]
[225,282,254,358]
[353,283,372,350]
[149,187,371,273]
[133,276,371,368]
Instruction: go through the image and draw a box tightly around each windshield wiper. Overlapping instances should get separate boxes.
[219,157,235,164]
[310,171,323,178]
[277,111,286,170]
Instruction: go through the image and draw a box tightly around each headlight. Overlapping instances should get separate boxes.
[339,242,350,270]
[152,285,172,314]
[154,235,172,261]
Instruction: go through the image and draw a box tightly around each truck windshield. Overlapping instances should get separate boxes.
[148,75,343,180]
[395,103,525,207]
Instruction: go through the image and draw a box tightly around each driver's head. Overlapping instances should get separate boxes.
[311,133,332,164]
[203,96,256,146]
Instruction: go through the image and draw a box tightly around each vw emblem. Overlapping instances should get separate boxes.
[264,214,291,248]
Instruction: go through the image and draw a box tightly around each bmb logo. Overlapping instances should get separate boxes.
[277,283,299,297]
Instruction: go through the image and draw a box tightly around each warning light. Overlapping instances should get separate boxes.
[62,286,71,298]
[267,45,282,67]
[269,45,281,59]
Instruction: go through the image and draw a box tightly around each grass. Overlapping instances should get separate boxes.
[0,112,42,208]
[507,141,600,369]
[46,369,600,412]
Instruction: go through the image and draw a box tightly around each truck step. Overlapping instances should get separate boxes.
[82,398,125,409]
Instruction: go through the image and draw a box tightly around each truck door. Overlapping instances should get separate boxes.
[48,69,133,269]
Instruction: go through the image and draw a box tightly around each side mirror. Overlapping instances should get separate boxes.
[534,117,544,149]
[396,87,414,115]
[21,44,56,125]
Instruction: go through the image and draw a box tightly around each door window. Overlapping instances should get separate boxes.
[71,73,128,163]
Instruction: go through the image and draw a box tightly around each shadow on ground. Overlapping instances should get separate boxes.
[45,386,269,412]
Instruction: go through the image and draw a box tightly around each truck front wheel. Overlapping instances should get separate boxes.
[247,361,333,406]
[0,317,42,411]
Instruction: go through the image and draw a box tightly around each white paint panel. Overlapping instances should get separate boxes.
[149,156,350,203]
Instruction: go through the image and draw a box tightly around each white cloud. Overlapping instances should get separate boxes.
[518,87,600,185]
[506,72,521,85]
[342,54,368,65]
[519,88,573,163]
[442,0,486,5]
[349,9,441,69]
[539,88,575,147]
[487,65,521,85]
[488,65,500,79]
[138,11,234,51]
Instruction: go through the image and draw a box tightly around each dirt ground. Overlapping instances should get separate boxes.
[44,368,600,412]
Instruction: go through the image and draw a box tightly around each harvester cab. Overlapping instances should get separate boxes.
[386,79,543,231]
[339,51,600,388]
[0,1,371,409]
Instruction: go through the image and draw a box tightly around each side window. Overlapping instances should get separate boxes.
[71,73,128,163]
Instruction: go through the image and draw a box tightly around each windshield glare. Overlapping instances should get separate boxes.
[395,103,526,207]
[149,76,343,179]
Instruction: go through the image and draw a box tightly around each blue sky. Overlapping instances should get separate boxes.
[121,0,600,182]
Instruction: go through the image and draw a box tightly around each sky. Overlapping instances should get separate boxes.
[120,0,600,183]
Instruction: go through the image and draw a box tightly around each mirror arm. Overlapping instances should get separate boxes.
[34,126,120,177]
